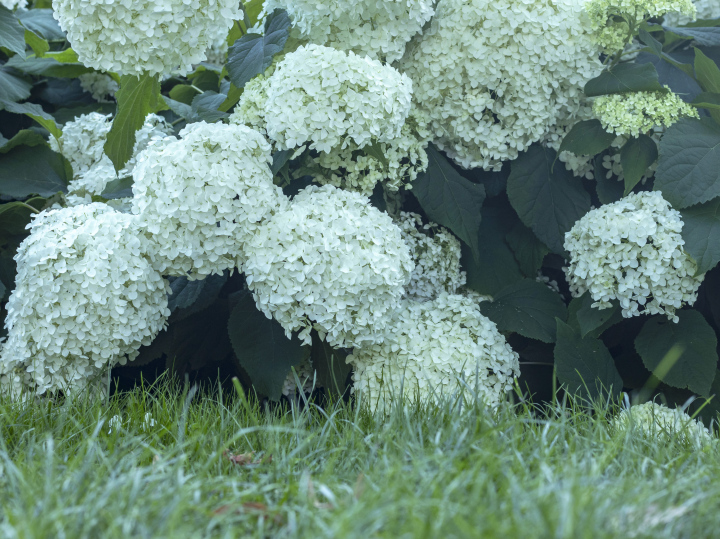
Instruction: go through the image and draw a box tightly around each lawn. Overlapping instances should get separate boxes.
[0,380,718,538]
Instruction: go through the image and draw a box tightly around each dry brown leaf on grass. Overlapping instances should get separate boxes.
[223,450,272,465]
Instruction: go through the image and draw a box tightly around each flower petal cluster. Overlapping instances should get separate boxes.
[347,293,520,412]
[399,0,602,170]
[262,44,413,153]
[244,184,414,348]
[51,0,240,75]
[132,121,287,279]
[396,212,466,301]
[665,0,720,25]
[262,0,435,62]
[0,204,170,395]
[564,191,703,321]
[586,0,696,52]
[612,402,714,450]
[78,73,119,103]
[1,0,26,10]
[49,112,112,178]
[593,88,699,138]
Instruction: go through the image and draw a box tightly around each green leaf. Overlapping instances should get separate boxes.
[693,48,720,123]
[635,310,718,396]
[365,139,389,167]
[413,144,486,261]
[24,29,48,57]
[168,273,228,322]
[226,9,290,89]
[505,221,549,277]
[0,5,26,56]
[169,84,198,105]
[310,333,351,397]
[568,293,622,338]
[0,199,44,243]
[637,27,695,79]
[163,96,194,121]
[594,154,624,204]
[0,144,67,198]
[665,26,720,47]
[507,145,591,255]
[0,68,31,103]
[0,129,45,154]
[480,279,567,343]
[104,73,163,172]
[228,292,307,401]
[100,176,133,200]
[3,55,90,78]
[16,9,64,40]
[655,117,720,209]
[558,120,616,157]
[691,91,720,111]
[554,319,623,400]
[271,149,293,175]
[620,135,658,195]
[190,91,229,122]
[218,83,242,112]
[679,198,720,274]
[584,63,664,97]
[0,99,61,138]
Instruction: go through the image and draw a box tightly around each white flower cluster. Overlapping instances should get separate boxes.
[52,0,240,75]
[399,0,602,170]
[262,44,413,153]
[262,0,435,62]
[612,402,714,450]
[564,191,703,322]
[1,0,26,10]
[665,0,720,25]
[78,73,119,103]
[49,112,112,178]
[347,293,519,412]
[0,204,170,396]
[281,358,316,398]
[132,121,286,279]
[396,212,466,301]
[229,74,270,136]
[244,185,414,348]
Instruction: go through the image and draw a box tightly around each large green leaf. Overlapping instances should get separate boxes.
[558,120,615,157]
[0,68,31,103]
[310,333,351,397]
[665,26,720,47]
[554,319,623,400]
[635,310,718,396]
[0,99,61,138]
[505,221,549,277]
[620,135,658,195]
[480,279,567,343]
[4,55,90,78]
[413,144,486,261]
[228,292,307,400]
[16,9,64,40]
[568,293,622,338]
[167,273,228,322]
[507,145,591,255]
[226,9,290,89]
[584,63,664,97]
[655,117,720,209]
[104,74,164,172]
[693,48,720,123]
[0,144,67,198]
[0,5,26,56]
[0,198,45,244]
[0,129,45,154]
[680,198,720,274]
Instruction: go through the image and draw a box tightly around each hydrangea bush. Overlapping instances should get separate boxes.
[1,0,720,421]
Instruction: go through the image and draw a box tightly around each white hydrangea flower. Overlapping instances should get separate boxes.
[49,112,112,178]
[244,184,414,348]
[665,0,720,25]
[586,0,696,52]
[612,402,714,450]
[229,74,271,136]
[399,0,602,171]
[564,191,703,322]
[132,121,287,279]
[262,0,435,62]
[593,88,699,138]
[0,204,170,396]
[108,414,124,434]
[396,212,466,301]
[281,358,316,398]
[262,44,413,153]
[0,0,26,10]
[52,0,240,75]
[204,32,229,66]
[347,293,520,412]
[78,73,119,103]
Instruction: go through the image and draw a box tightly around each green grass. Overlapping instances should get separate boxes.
[1,380,718,539]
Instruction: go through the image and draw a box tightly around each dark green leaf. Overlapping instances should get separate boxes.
[0,68,31,103]
[505,221,549,277]
[0,99,61,138]
[226,9,290,89]
[692,91,720,110]
[24,29,48,57]
[584,63,664,97]
[665,26,720,47]
[168,84,198,105]
[0,199,44,243]
[569,293,622,338]
[0,5,26,56]
[168,273,228,322]
[594,153,624,204]
[480,279,567,343]
[655,117,720,209]
[271,148,293,175]
[620,135,658,195]
[413,144,486,261]
[311,333,351,397]
[554,319,623,400]
[635,310,718,396]
[4,55,90,78]
[228,291,306,400]
[100,176,133,199]
[16,9,64,40]
[638,27,696,79]
[680,198,720,274]
[163,96,194,121]
[0,129,45,154]
[364,139,389,167]
[507,145,591,255]
[190,91,228,122]
[558,120,615,157]
[0,144,67,198]
[104,73,164,172]
[693,48,720,123]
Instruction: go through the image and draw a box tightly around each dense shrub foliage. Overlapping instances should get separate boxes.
[1,0,720,419]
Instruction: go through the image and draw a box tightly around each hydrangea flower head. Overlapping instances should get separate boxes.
[347,293,520,412]
[593,88,699,138]
[665,0,720,25]
[399,0,602,170]
[78,73,119,103]
[0,204,170,395]
[52,0,240,75]
[132,121,287,279]
[243,184,414,348]
[261,0,435,62]
[564,191,703,322]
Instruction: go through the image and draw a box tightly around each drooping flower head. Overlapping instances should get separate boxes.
[0,204,170,395]
[347,293,520,412]
[564,191,703,321]
[244,184,414,348]
[132,121,287,279]
[52,0,240,75]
